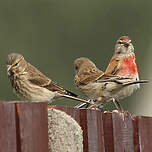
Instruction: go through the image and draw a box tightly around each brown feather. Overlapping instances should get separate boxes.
[27,63,77,96]
[76,67,104,85]
[105,56,120,75]
[26,63,51,86]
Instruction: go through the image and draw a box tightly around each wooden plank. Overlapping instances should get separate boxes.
[132,116,140,152]
[16,102,48,152]
[138,116,152,152]
[112,112,134,152]
[0,102,17,152]
[103,112,114,152]
[79,108,88,152]
[96,111,105,152]
[87,109,105,152]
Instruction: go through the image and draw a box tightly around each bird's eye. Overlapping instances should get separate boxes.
[118,41,122,44]
[75,66,78,70]
[116,51,121,54]
[14,62,18,66]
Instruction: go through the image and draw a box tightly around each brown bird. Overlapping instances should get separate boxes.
[74,57,148,111]
[7,53,92,105]
[105,36,141,110]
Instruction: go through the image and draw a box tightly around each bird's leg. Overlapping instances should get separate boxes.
[87,99,104,111]
[85,99,95,108]
[97,104,105,112]
[112,98,124,112]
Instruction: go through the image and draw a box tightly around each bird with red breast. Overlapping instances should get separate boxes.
[103,36,140,110]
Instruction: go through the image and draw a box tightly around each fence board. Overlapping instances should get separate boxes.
[0,102,17,152]
[79,108,89,152]
[16,102,48,152]
[138,116,152,152]
[132,116,140,152]
[103,112,114,152]
[87,109,105,152]
[112,112,134,152]
[96,111,105,152]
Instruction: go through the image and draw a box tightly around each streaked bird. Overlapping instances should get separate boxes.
[74,57,148,111]
[105,36,141,110]
[7,53,92,105]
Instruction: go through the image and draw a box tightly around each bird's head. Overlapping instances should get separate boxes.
[115,36,134,55]
[74,57,97,74]
[7,53,27,76]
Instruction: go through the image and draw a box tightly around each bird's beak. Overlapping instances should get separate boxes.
[124,42,129,47]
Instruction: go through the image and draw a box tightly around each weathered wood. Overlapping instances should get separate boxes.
[79,108,89,152]
[0,102,17,152]
[50,106,152,152]
[103,112,114,152]
[138,116,152,151]
[96,111,105,151]
[132,116,140,152]
[0,103,152,152]
[16,102,48,152]
[87,109,105,152]
[112,112,134,152]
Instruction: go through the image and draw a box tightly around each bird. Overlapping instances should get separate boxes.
[6,53,92,105]
[74,57,148,111]
[104,36,141,111]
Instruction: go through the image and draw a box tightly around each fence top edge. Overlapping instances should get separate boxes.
[48,105,152,118]
[0,102,151,118]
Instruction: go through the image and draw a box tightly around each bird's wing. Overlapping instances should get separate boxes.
[75,67,104,85]
[26,63,51,86]
[29,76,74,95]
[27,63,77,96]
[96,73,133,84]
[105,56,120,75]
[44,80,77,96]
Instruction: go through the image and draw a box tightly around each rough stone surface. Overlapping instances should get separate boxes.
[48,108,83,152]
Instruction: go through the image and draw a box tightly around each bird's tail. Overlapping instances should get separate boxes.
[74,102,88,108]
[61,94,93,105]
[66,90,77,97]
[123,80,149,86]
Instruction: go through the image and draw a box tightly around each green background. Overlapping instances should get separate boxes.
[0,0,151,115]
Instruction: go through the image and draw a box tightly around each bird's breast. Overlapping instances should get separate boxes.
[119,55,138,77]
[113,84,140,100]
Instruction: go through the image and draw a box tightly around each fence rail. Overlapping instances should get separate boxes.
[0,102,152,152]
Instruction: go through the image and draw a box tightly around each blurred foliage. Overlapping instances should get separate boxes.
[0,0,151,113]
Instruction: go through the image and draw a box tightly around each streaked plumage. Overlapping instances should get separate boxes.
[104,36,141,110]
[74,57,148,110]
[7,53,91,105]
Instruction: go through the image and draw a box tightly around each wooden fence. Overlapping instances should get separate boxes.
[0,102,152,152]
[0,102,48,152]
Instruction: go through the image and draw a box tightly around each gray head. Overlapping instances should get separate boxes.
[7,53,27,76]
[115,36,134,55]
[74,57,98,74]
[7,53,23,65]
